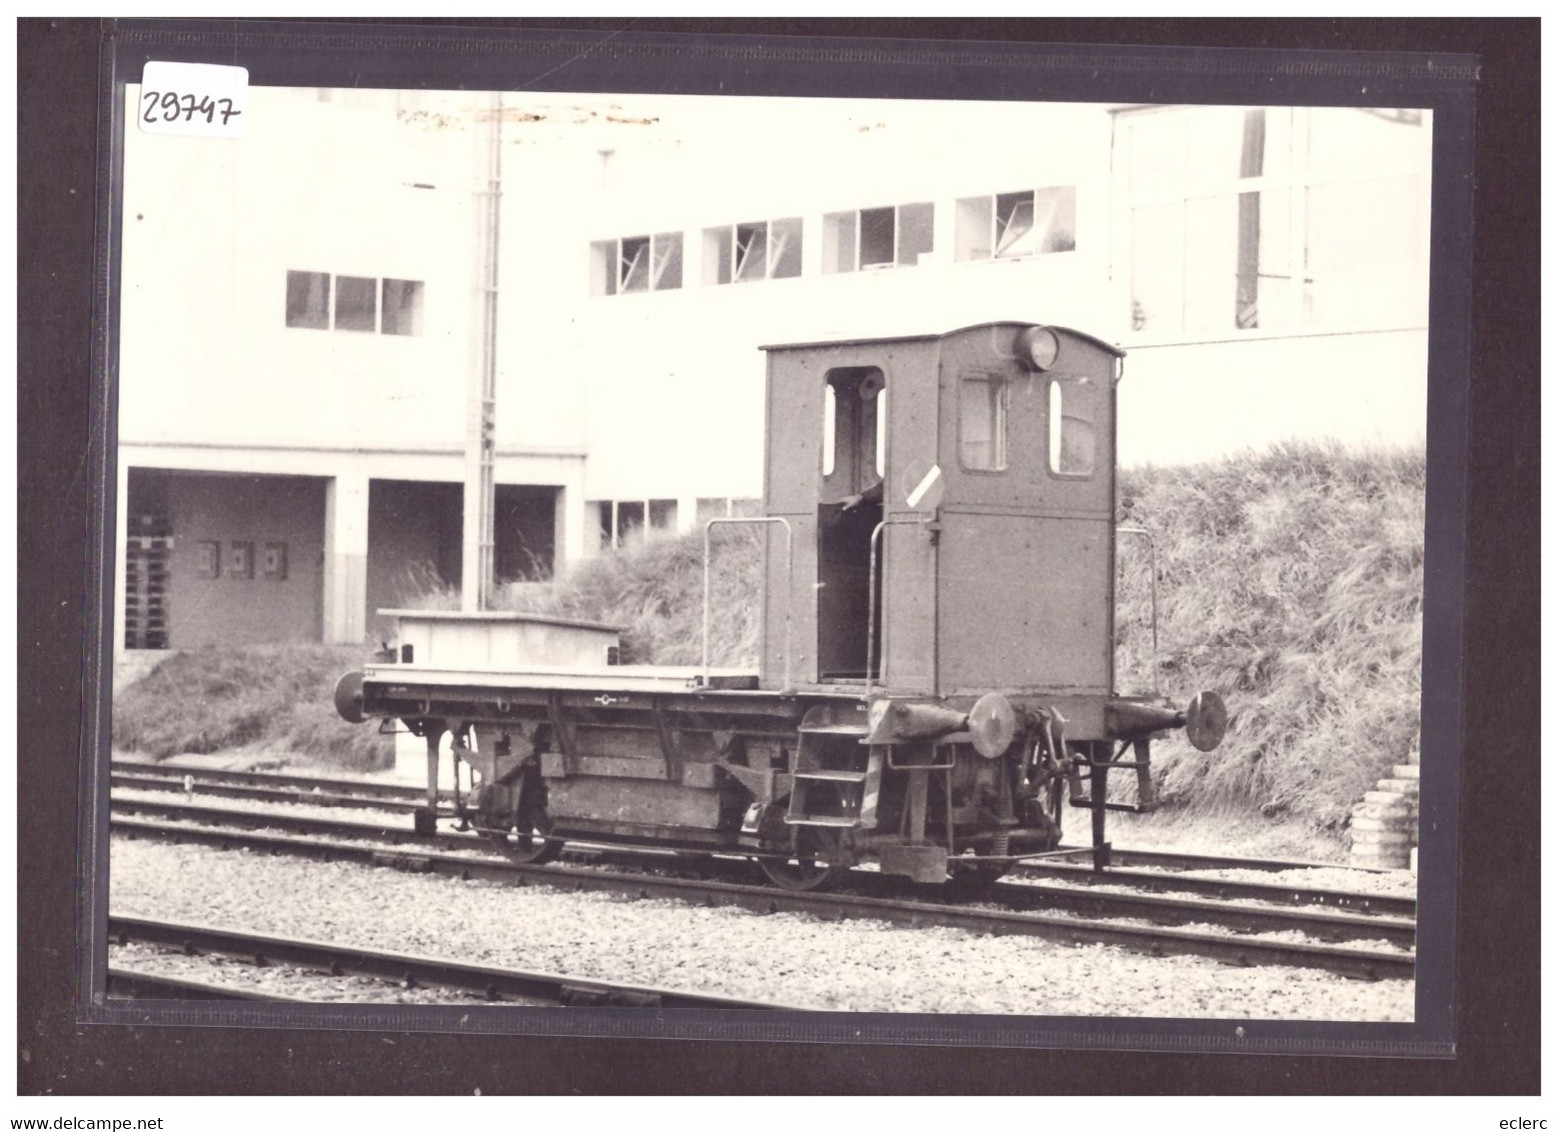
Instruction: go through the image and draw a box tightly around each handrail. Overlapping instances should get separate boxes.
[702,516,794,692]
[1116,524,1158,694]
[865,515,930,699]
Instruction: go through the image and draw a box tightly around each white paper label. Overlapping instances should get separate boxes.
[137,62,248,138]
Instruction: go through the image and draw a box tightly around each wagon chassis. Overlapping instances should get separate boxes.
[351,670,1211,888]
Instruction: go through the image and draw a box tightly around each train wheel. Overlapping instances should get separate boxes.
[483,770,561,864]
[941,840,1015,896]
[945,849,1012,893]
[758,827,844,892]
[486,820,562,865]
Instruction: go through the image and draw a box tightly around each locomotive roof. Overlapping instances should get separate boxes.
[759,321,1126,359]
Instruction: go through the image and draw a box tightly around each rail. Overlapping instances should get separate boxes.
[1116,524,1159,694]
[702,516,793,691]
[108,914,793,1009]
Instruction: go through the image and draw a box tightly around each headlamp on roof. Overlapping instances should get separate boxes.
[1017,326,1061,372]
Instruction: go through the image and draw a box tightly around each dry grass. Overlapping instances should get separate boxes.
[404,528,765,667]
[112,644,394,770]
[504,527,764,666]
[1115,441,1424,834]
[1100,804,1353,864]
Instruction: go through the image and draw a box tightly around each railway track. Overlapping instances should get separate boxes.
[112,765,1416,911]
[107,913,795,1009]
[112,762,1413,904]
[1015,860,1413,919]
[111,802,1415,981]
[107,968,283,1002]
[111,762,435,815]
[1088,846,1397,874]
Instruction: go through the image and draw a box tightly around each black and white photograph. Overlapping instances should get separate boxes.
[100,70,1443,1032]
[18,12,1547,1104]
[13,24,1525,1101]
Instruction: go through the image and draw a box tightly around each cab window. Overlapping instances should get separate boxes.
[822,367,886,490]
[1048,376,1096,477]
[959,373,1008,471]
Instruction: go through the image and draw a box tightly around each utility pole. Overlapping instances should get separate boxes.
[462,90,501,611]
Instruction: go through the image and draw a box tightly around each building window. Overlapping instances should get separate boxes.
[590,233,683,296]
[1119,105,1430,335]
[334,276,377,332]
[595,498,679,549]
[381,279,424,335]
[285,271,330,329]
[617,501,645,543]
[823,202,934,273]
[694,497,763,525]
[286,272,424,335]
[703,218,802,284]
[955,186,1076,262]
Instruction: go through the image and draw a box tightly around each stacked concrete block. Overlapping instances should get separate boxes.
[1349,741,1421,870]
[1407,737,1419,872]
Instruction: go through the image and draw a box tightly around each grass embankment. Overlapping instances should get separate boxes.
[1115,442,1424,839]
[112,644,393,770]
[114,442,1423,844]
[497,525,763,667]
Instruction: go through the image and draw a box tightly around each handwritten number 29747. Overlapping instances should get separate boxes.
[141,90,241,126]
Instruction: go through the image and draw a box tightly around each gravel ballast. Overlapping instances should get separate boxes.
[110,838,1413,1019]
[1172,864,1416,898]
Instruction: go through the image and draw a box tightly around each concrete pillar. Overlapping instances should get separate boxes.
[113,460,130,657]
[558,481,588,565]
[322,472,369,643]
[929,194,957,269]
[677,493,700,535]
[802,209,826,277]
[552,483,570,568]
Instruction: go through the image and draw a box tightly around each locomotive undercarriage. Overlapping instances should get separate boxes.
[365,685,1205,889]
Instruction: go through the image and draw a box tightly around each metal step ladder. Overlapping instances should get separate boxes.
[785,707,878,828]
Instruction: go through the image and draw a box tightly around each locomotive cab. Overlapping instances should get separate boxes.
[760,322,1119,707]
[753,322,1224,880]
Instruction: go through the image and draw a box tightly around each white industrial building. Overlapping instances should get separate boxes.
[116,87,1431,651]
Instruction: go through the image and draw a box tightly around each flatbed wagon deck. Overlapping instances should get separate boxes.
[363,663,766,695]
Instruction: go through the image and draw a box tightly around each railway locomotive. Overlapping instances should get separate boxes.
[335,322,1226,890]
